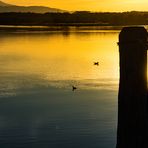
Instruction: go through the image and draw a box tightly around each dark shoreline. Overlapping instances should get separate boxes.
[1,11,148,29]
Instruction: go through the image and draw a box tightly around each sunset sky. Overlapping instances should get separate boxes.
[4,0,148,12]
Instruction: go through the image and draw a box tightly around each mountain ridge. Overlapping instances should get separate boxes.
[0,0,15,6]
[0,1,66,13]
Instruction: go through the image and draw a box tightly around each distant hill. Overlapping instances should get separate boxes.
[0,0,16,6]
[0,1,65,13]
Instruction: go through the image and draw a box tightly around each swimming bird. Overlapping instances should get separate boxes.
[72,86,77,91]
[94,62,99,66]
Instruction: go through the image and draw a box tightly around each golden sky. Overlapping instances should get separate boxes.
[4,0,148,12]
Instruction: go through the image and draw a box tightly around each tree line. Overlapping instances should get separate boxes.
[0,11,148,26]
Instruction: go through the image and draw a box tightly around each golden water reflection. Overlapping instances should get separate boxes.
[0,31,119,92]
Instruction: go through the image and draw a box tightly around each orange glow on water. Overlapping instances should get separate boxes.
[0,30,119,81]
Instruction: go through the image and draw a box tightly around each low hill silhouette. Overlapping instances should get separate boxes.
[0,1,65,13]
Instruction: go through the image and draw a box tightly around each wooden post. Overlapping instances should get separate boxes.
[117,27,148,148]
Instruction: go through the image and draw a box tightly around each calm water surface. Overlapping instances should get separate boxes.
[0,28,119,148]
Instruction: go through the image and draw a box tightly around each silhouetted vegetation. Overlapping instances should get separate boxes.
[1,11,148,26]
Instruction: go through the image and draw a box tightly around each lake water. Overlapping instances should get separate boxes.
[0,27,119,148]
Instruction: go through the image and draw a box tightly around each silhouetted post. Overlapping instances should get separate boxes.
[117,27,148,148]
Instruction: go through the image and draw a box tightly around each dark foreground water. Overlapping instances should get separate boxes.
[0,27,118,148]
[0,84,117,148]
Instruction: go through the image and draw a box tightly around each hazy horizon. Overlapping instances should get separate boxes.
[3,0,148,12]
